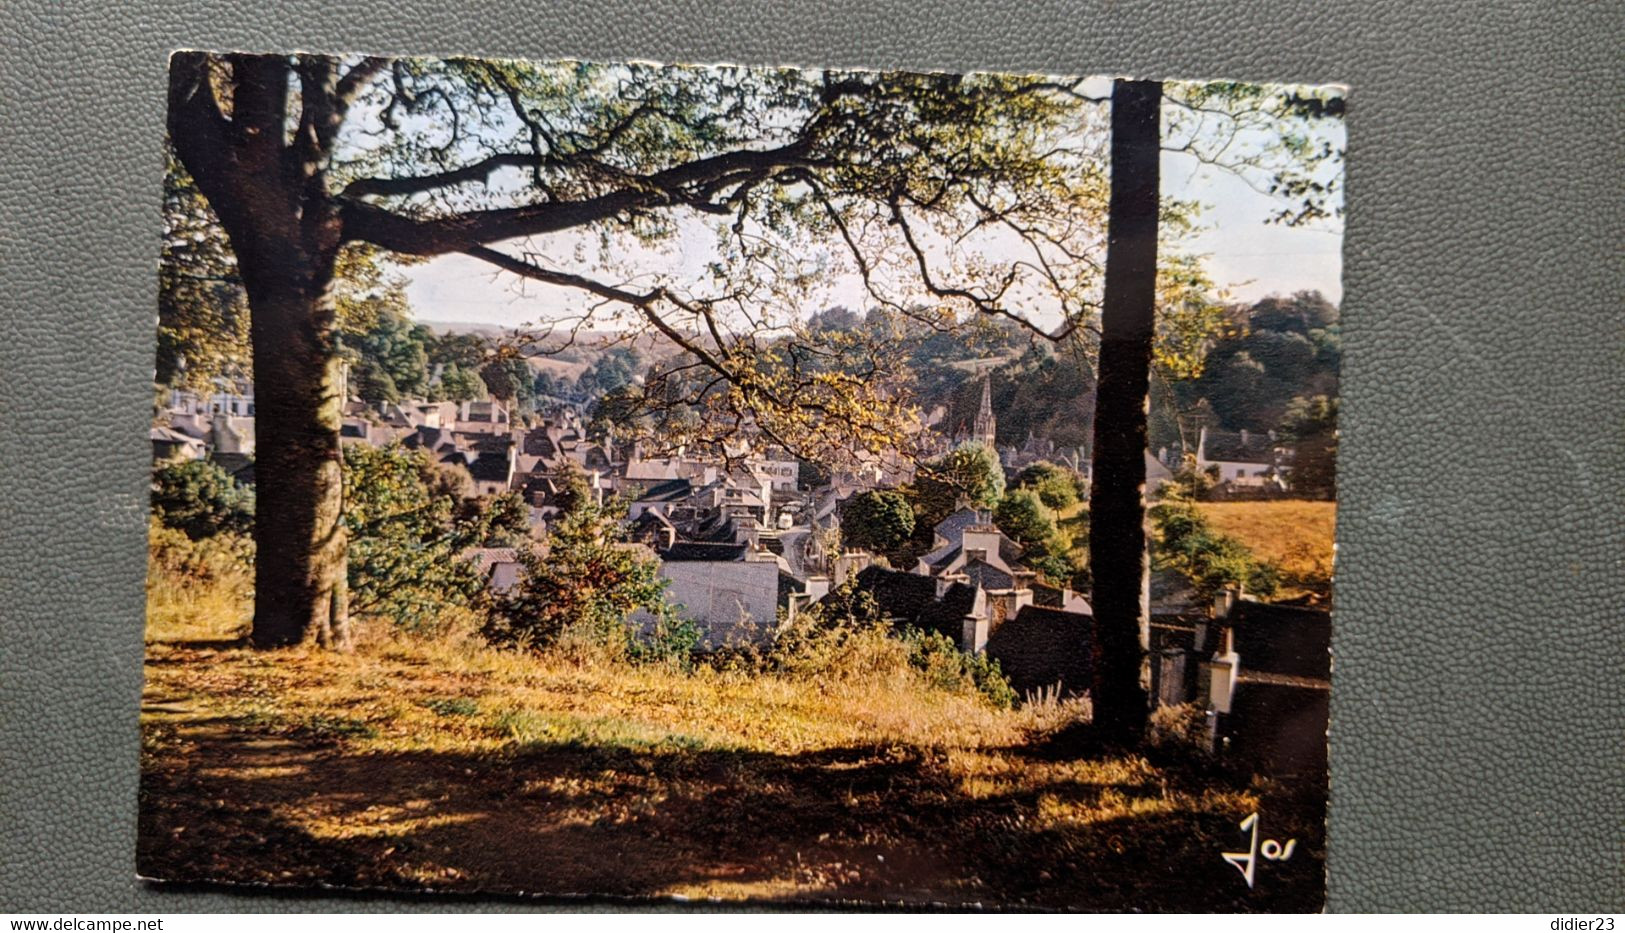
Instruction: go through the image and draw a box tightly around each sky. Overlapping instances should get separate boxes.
[393,78,1345,328]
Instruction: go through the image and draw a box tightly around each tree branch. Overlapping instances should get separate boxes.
[166,52,233,186]
[340,141,817,255]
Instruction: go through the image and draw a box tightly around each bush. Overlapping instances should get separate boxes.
[343,444,513,634]
[1147,702,1212,758]
[1151,500,1281,600]
[842,490,916,553]
[1165,454,1218,501]
[629,612,705,671]
[758,579,899,680]
[751,578,1015,708]
[902,628,1017,709]
[151,459,254,540]
[911,442,1005,530]
[993,488,1055,549]
[1014,460,1080,511]
[146,518,254,641]
[484,497,671,658]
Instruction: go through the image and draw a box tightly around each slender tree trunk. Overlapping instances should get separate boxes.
[1089,78,1162,745]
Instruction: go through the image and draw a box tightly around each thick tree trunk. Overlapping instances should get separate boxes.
[1089,79,1162,745]
[239,256,351,649]
[167,52,359,649]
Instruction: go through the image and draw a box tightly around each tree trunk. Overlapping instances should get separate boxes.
[232,263,349,648]
[1089,79,1162,745]
[238,256,351,649]
[168,51,357,649]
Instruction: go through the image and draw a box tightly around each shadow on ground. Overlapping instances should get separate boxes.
[139,703,1325,911]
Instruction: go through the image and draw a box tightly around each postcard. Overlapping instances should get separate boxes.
[141,51,1344,910]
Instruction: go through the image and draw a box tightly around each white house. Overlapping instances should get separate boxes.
[1195,427,1286,487]
[644,544,794,646]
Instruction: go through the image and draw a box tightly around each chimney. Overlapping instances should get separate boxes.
[803,575,831,602]
[961,613,989,654]
[1014,587,1033,613]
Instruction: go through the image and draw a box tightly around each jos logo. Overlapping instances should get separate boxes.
[1221,812,1297,888]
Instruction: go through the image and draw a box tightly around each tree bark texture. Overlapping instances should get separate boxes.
[168,52,351,648]
[1089,79,1162,745]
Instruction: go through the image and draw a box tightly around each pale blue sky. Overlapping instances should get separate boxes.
[401,84,1345,327]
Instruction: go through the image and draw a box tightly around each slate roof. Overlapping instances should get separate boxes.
[690,514,740,543]
[915,581,983,643]
[660,541,748,562]
[920,531,1025,577]
[403,425,449,452]
[984,605,1094,699]
[777,571,807,606]
[844,565,939,628]
[151,425,201,445]
[932,507,983,546]
[522,431,559,458]
[468,451,513,484]
[630,510,677,534]
[961,558,1016,592]
[1203,430,1278,465]
[638,478,694,503]
[1032,583,1092,614]
[580,445,613,471]
[1228,601,1331,681]
[624,458,685,481]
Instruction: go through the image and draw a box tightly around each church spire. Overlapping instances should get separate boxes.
[972,373,997,447]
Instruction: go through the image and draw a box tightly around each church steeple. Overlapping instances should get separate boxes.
[972,373,997,447]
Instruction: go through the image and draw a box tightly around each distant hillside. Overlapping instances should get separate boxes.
[1164,291,1341,444]
[1196,500,1336,599]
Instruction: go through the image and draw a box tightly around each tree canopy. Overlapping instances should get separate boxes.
[841,489,916,554]
[162,52,1343,660]
[911,442,1006,528]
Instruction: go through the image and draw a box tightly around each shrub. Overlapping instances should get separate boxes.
[993,488,1055,550]
[1014,460,1080,511]
[343,444,520,634]
[151,459,254,540]
[759,579,899,680]
[1147,702,1212,758]
[902,628,1017,709]
[1162,454,1214,501]
[145,518,254,642]
[628,612,705,671]
[484,497,671,658]
[1151,499,1281,600]
[754,578,1015,708]
[911,442,1005,529]
[842,490,916,553]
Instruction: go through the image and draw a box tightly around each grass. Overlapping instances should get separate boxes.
[139,551,1325,910]
[1194,500,1336,597]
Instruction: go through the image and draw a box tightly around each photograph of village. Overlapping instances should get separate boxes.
[140,52,1344,911]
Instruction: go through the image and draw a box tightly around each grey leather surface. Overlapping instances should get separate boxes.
[1,0,1620,913]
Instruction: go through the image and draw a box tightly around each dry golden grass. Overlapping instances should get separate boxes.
[139,557,1324,910]
[1196,500,1336,596]
[144,522,253,644]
